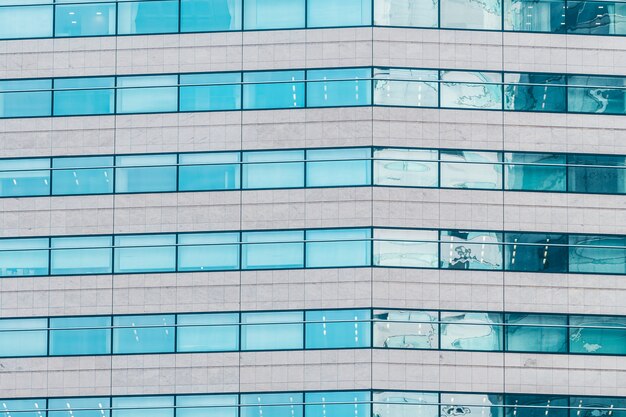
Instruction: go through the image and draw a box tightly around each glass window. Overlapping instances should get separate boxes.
[504,152,566,191]
[568,235,626,274]
[504,0,565,32]
[113,315,175,354]
[112,397,174,417]
[441,0,502,29]
[374,0,438,27]
[49,316,111,355]
[373,310,439,349]
[0,158,50,197]
[441,151,503,189]
[441,230,503,270]
[241,311,303,350]
[307,0,371,27]
[243,0,305,29]
[440,394,503,417]
[177,313,239,352]
[305,309,371,349]
[241,230,304,269]
[49,397,111,417]
[116,75,178,114]
[306,148,371,187]
[115,154,177,193]
[0,5,52,39]
[52,156,114,195]
[0,237,49,277]
[179,72,242,112]
[243,71,305,109]
[0,400,47,417]
[373,391,439,417]
[179,152,240,191]
[242,150,304,189]
[373,68,439,107]
[567,154,626,195]
[114,234,177,273]
[440,71,503,110]
[568,397,626,417]
[504,73,567,112]
[181,0,242,32]
[53,77,115,116]
[566,1,626,35]
[504,233,568,273]
[505,313,567,353]
[568,75,626,115]
[373,148,439,187]
[0,79,52,118]
[0,318,47,357]
[55,3,116,37]
[177,395,239,417]
[50,236,112,275]
[306,228,371,268]
[504,395,568,417]
[178,232,240,271]
[240,393,303,417]
[441,312,503,351]
[307,68,372,107]
[117,0,179,35]
[373,229,439,268]
[570,315,626,355]
[306,392,370,417]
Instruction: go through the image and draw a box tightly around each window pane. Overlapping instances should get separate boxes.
[441,151,503,190]
[373,310,439,349]
[504,73,567,112]
[0,238,49,277]
[306,228,371,267]
[178,233,240,271]
[374,0,438,27]
[241,230,304,269]
[441,230,503,270]
[177,313,239,352]
[568,76,626,115]
[441,0,502,29]
[52,156,114,195]
[0,318,47,357]
[55,3,116,37]
[179,152,240,191]
[0,6,52,39]
[177,395,239,417]
[305,310,371,348]
[112,397,174,417]
[181,0,242,32]
[242,150,304,189]
[49,397,111,417]
[306,392,370,417]
[113,315,175,354]
[307,68,372,107]
[568,398,626,417]
[373,68,439,107]
[504,395,568,417]
[0,400,47,417]
[440,394,503,417]
[441,312,503,351]
[440,71,503,109]
[566,1,626,35]
[504,152,566,191]
[0,79,52,118]
[568,235,626,274]
[117,0,179,35]
[241,393,303,417]
[373,391,439,417]
[307,0,371,27]
[243,71,305,109]
[567,154,626,195]
[114,234,177,273]
[115,154,177,193]
[50,236,112,275]
[504,233,568,273]
[53,77,115,116]
[306,148,371,187]
[243,0,305,29]
[504,0,565,32]
[570,315,626,355]
[241,311,303,350]
[0,158,50,197]
[373,229,439,268]
[49,316,111,355]
[180,73,241,112]
[505,313,567,353]
[374,148,438,187]
[116,75,178,114]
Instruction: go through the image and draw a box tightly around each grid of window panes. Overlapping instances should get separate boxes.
[1,308,625,357]
[2,0,626,40]
[2,67,626,118]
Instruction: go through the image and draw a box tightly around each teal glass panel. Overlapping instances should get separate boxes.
[0,318,47,357]
[50,236,112,275]
[440,231,503,270]
[374,0,438,27]
[568,397,626,417]
[242,150,304,189]
[568,75,626,115]
[567,154,626,194]
[0,79,52,118]
[178,152,240,191]
[307,0,372,27]
[179,72,242,111]
[113,315,175,354]
[306,148,371,187]
[504,73,567,112]
[0,400,47,417]
[373,391,439,417]
[112,397,174,417]
[441,0,502,29]
[441,71,503,109]
[241,393,303,417]
[52,156,114,195]
[181,0,242,32]
[53,77,115,116]
[0,158,50,197]
[306,392,370,417]
[241,311,304,350]
[116,75,178,114]
[306,228,371,267]
[504,233,568,273]
[243,71,305,109]
[568,235,626,274]
[0,5,52,39]
[373,68,439,107]
[114,234,177,273]
[305,310,371,348]
[0,238,49,277]
[440,394,504,417]
[373,229,439,268]
[504,0,566,32]
[49,316,111,355]
[441,150,503,189]
[505,313,567,352]
[177,313,239,352]
[178,233,240,271]
[241,230,304,269]
[504,395,568,417]
[55,3,116,37]
[117,0,178,35]
[49,397,111,417]
[177,395,239,417]
[373,310,439,349]
[307,68,372,107]
[570,315,626,354]
[504,152,566,191]
[243,0,305,29]
[373,148,439,187]
[115,154,177,193]
[567,1,626,35]
[441,312,503,351]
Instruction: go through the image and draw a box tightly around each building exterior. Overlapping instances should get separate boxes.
[1,2,626,417]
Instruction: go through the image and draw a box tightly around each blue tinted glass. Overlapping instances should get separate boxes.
[374,0,439,27]
[306,229,371,267]
[49,316,111,355]
[0,6,52,39]
[0,238,49,277]
[504,233,568,273]
[114,234,177,273]
[242,150,304,189]
[112,397,174,417]
[441,312,503,351]
[181,0,242,32]
[50,236,112,275]
[177,313,239,352]
[0,318,47,357]
[113,315,175,354]
[504,73,566,112]
[568,154,626,195]
[504,0,566,32]
[179,152,240,191]
[177,395,239,417]
[441,151,503,190]
[306,392,370,417]
[52,156,114,195]
[49,397,111,417]
[568,76,626,115]
[307,68,372,107]
[307,0,372,27]
[180,73,242,111]
[178,233,240,271]
[0,158,50,197]
[0,79,52,118]
[440,71,503,109]
[567,397,626,417]
[241,393,303,417]
[116,75,178,114]
[505,314,567,353]
[0,400,47,417]
[305,310,371,348]
[441,230,503,270]
[441,0,502,29]
[243,0,305,29]
[566,1,626,35]
[306,148,371,186]
[570,315,626,355]
[504,152,566,191]
[53,77,115,116]
[115,154,177,193]
[243,71,305,109]
[504,395,568,417]
[55,3,116,37]
[241,311,304,350]
[569,235,626,274]
[373,68,439,107]
[117,1,179,35]
[241,230,304,269]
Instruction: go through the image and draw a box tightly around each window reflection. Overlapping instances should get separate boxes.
[441,71,503,110]
[373,310,439,349]
[373,68,439,107]
[441,312,503,351]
